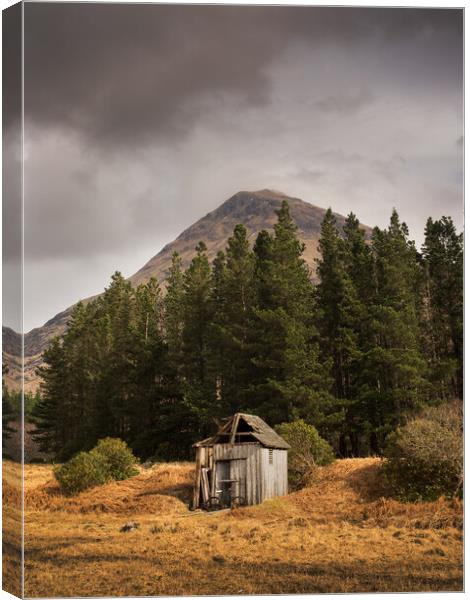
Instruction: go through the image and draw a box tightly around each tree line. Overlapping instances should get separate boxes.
[30,202,462,461]
[2,363,41,455]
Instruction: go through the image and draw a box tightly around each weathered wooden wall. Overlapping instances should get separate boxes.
[259,447,288,501]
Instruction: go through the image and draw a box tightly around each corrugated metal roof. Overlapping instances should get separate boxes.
[193,413,290,449]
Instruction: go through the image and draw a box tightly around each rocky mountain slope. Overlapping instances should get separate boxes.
[2,189,370,391]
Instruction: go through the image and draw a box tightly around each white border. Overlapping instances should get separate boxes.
[0,3,465,600]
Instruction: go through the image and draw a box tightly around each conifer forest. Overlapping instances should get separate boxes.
[29,202,462,462]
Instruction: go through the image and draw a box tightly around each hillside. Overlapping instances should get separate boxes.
[2,189,371,391]
[3,458,462,595]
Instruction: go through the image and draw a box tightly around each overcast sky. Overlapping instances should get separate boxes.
[4,4,463,332]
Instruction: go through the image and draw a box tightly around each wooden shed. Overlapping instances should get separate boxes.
[192,413,290,510]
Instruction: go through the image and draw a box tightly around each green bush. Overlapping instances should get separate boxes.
[54,438,139,495]
[54,451,109,494]
[90,437,139,481]
[275,419,335,489]
[383,402,463,501]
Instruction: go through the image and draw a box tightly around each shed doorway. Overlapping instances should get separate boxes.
[215,460,231,506]
[215,459,247,507]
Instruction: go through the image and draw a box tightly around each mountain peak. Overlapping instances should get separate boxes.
[131,189,361,288]
[221,188,296,207]
[206,189,307,223]
[239,188,292,200]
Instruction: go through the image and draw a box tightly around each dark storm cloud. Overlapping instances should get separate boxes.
[12,4,463,331]
[23,4,462,150]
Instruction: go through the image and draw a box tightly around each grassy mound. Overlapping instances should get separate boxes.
[25,462,194,515]
[290,458,462,530]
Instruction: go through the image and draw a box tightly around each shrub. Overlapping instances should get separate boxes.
[275,419,335,489]
[383,402,463,501]
[54,451,109,494]
[54,438,139,495]
[90,437,139,480]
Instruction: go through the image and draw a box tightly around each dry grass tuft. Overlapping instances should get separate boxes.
[364,496,462,530]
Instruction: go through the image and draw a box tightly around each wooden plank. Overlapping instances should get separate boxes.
[268,448,274,499]
[263,447,268,502]
[219,416,234,434]
[211,443,243,460]
[239,459,247,502]
[211,459,217,496]
[273,449,279,497]
[192,447,202,509]
[278,450,285,495]
[261,448,270,501]
[252,451,256,505]
[201,468,210,505]
[246,454,251,504]
[251,448,259,504]
[258,447,263,503]
[283,450,288,494]
[255,450,260,504]
[229,460,237,502]
[230,414,240,444]
[208,446,213,471]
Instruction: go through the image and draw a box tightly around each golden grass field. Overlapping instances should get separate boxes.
[2,457,463,597]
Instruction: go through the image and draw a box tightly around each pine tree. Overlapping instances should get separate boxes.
[91,273,137,443]
[315,209,361,455]
[67,301,103,452]
[249,201,333,427]
[421,216,463,398]
[33,337,69,456]
[208,250,227,409]
[341,213,375,455]
[180,242,217,437]
[164,252,185,367]
[360,210,427,453]
[127,278,176,458]
[210,225,256,414]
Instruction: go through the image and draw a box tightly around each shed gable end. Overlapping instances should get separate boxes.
[193,413,290,449]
